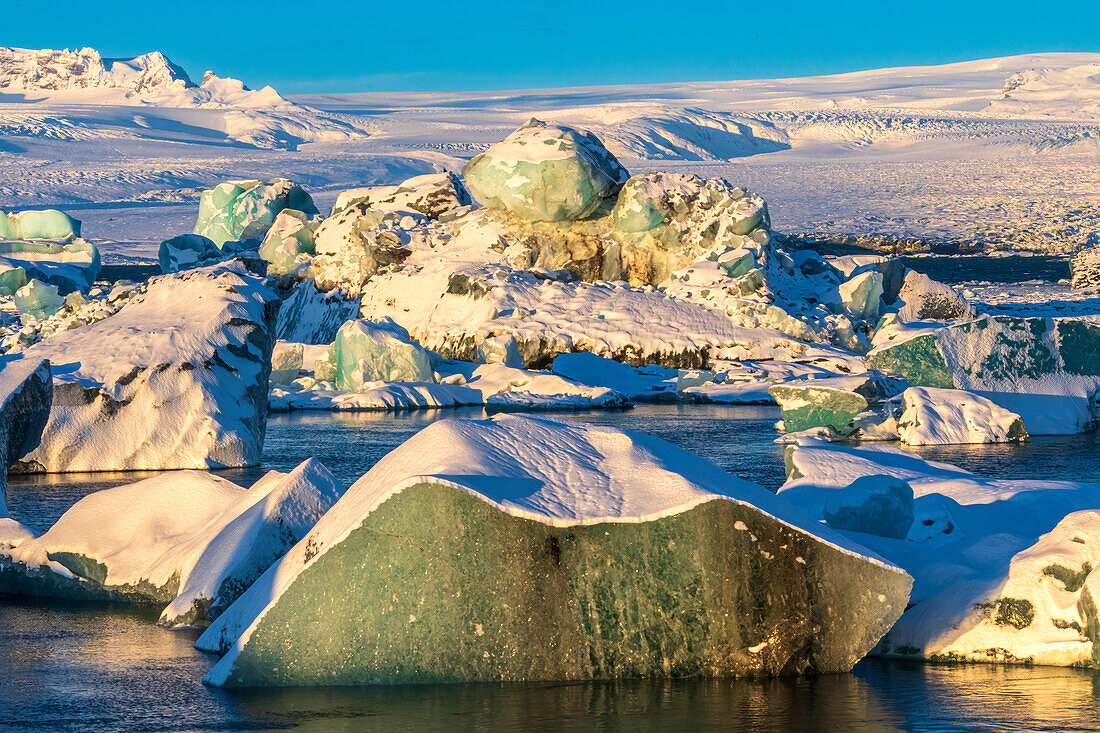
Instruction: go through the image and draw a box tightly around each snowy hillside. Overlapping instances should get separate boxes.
[2,50,1100,257]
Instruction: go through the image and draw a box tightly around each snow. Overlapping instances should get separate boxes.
[0,356,50,527]
[198,414,908,683]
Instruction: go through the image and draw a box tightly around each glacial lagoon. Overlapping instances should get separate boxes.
[4,405,1100,731]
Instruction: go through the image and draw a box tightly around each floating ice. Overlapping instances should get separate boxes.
[333,319,434,389]
[0,357,51,540]
[257,209,317,276]
[198,415,909,686]
[12,279,63,322]
[194,178,317,247]
[896,386,1029,445]
[0,209,80,241]
[0,239,101,292]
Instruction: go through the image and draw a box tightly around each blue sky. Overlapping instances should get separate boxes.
[6,0,1100,93]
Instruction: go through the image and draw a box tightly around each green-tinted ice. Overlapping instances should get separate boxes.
[0,209,80,240]
[258,209,316,276]
[463,119,628,222]
[212,482,910,686]
[194,179,318,246]
[768,385,869,434]
[13,279,64,321]
[333,319,434,390]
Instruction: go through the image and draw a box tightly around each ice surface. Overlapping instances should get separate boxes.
[8,261,279,472]
[274,278,360,344]
[1072,248,1100,290]
[463,119,628,222]
[896,386,1029,445]
[868,315,1100,434]
[822,475,915,540]
[895,271,976,322]
[332,172,473,221]
[194,179,317,247]
[333,319,434,389]
[199,415,909,685]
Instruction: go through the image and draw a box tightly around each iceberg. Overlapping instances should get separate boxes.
[0,209,80,241]
[779,440,1100,666]
[867,315,1100,434]
[308,205,419,293]
[9,261,279,472]
[768,384,868,434]
[269,341,303,385]
[274,278,361,344]
[462,119,628,222]
[896,386,1029,445]
[1072,248,1100,290]
[159,233,220,274]
[0,357,51,539]
[0,459,342,627]
[894,270,976,322]
[822,475,915,540]
[0,261,27,296]
[257,209,317,276]
[333,319,434,389]
[194,178,318,247]
[198,415,910,686]
[12,279,64,322]
[0,239,101,293]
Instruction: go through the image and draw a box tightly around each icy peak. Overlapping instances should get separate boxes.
[0,47,195,93]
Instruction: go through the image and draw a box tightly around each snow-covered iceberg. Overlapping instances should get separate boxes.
[332,172,473,221]
[198,415,910,686]
[0,459,342,627]
[0,239,100,293]
[867,315,1100,434]
[780,439,1100,667]
[896,386,1029,445]
[9,261,279,472]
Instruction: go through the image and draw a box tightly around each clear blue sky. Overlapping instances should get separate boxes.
[7,0,1100,93]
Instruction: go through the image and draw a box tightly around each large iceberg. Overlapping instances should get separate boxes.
[194,178,318,247]
[867,315,1100,434]
[896,386,1028,445]
[198,415,910,686]
[0,209,80,241]
[0,357,51,540]
[463,119,628,222]
[0,459,342,626]
[9,261,279,472]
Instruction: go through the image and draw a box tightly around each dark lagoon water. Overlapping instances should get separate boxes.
[5,404,1100,731]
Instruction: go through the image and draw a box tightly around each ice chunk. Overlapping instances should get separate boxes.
[194,178,318,247]
[9,261,279,472]
[270,341,304,385]
[897,386,1028,445]
[13,279,64,322]
[0,209,80,241]
[823,475,915,540]
[868,315,1100,434]
[308,205,416,293]
[550,352,678,401]
[0,357,51,539]
[0,239,101,292]
[768,384,868,434]
[475,333,523,368]
[895,270,976,322]
[274,278,360,344]
[332,172,473,220]
[159,234,219,274]
[333,319,434,389]
[0,459,341,626]
[463,119,628,222]
[838,270,883,322]
[198,415,909,685]
[257,209,317,276]
[0,261,27,296]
